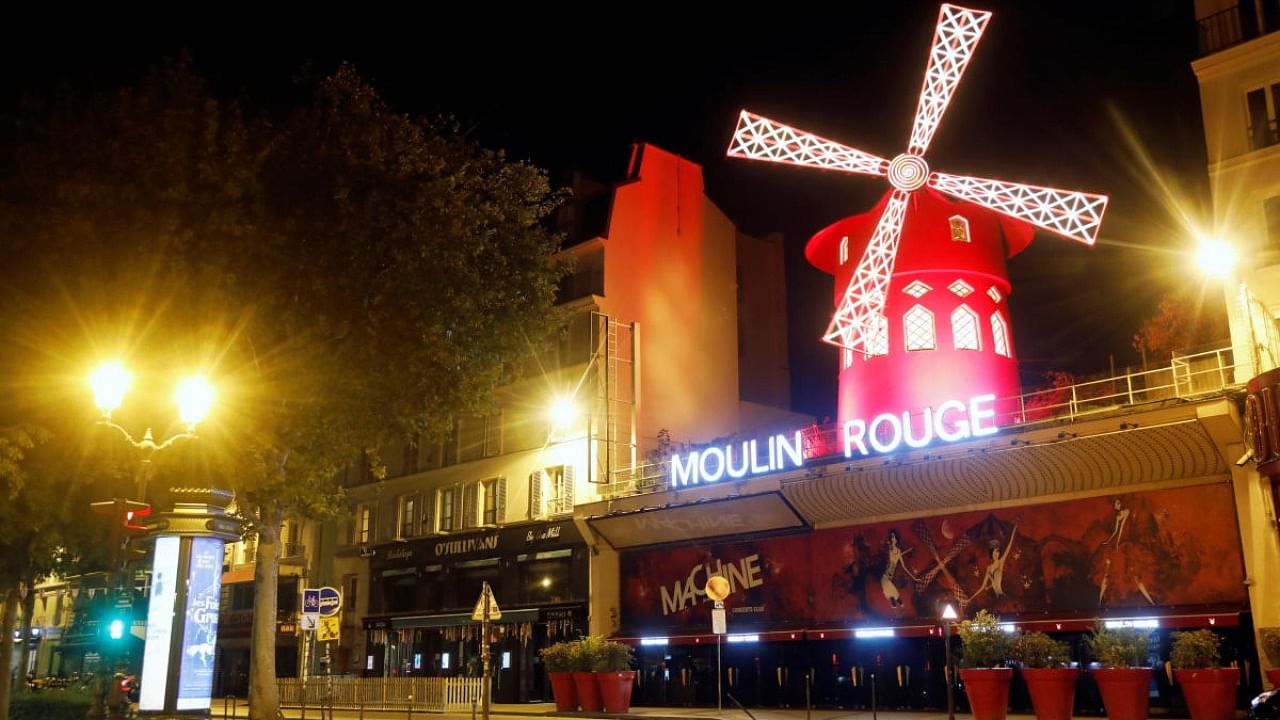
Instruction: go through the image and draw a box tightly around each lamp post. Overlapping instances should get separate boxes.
[941,603,958,720]
[88,362,239,720]
[1195,239,1272,383]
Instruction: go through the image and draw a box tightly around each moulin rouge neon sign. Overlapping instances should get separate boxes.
[670,393,998,487]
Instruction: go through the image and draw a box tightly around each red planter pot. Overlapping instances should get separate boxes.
[1267,668,1280,687]
[960,668,1013,720]
[1093,668,1152,720]
[1021,667,1078,720]
[598,670,637,713]
[548,671,578,712]
[1176,668,1239,720]
[573,671,603,712]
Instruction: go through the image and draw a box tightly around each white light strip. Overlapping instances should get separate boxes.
[639,637,669,646]
[999,623,1017,634]
[854,628,896,639]
[1104,618,1160,629]
[726,634,760,643]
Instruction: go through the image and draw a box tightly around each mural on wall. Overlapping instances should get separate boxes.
[620,483,1246,632]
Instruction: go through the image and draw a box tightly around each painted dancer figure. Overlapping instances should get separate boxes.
[881,529,917,608]
[1102,499,1131,545]
[968,523,1017,603]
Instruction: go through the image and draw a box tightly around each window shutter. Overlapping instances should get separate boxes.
[563,464,576,511]
[423,492,435,534]
[529,471,544,519]
[462,482,478,529]
[496,477,507,523]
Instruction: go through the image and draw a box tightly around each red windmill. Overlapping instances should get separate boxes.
[729,3,1108,433]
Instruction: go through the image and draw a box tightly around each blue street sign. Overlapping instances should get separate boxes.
[302,588,321,613]
[318,586,342,617]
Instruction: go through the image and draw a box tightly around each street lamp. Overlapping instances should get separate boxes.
[941,603,959,720]
[1193,238,1270,383]
[88,362,239,720]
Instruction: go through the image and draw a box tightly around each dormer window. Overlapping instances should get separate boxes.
[903,280,932,298]
[839,236,850,265]
[949,215,970,242]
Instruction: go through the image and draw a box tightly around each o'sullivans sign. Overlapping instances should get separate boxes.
[669,393,999,488]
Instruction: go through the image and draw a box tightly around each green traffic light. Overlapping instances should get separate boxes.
[108,618,125,640]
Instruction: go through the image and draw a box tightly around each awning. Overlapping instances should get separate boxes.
[366,608,542,630]
[586,491,807,549]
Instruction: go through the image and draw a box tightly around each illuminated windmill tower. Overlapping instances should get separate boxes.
[729,3,1108,429]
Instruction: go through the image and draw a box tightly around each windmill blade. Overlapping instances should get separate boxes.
[929,171,1109,245]
[823,189,909,352]
[728,110,889,177]
[906,4,992,156]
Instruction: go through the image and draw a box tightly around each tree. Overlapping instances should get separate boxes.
[1132,291,1229,367]
[0,59,564,719]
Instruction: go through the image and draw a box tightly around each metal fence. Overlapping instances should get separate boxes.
[276,677,483,713]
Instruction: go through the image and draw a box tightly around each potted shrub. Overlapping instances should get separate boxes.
[539,641,579,711]
[1171,629,1238,720]
[1087,625,1152,720]
[1012,631,1077,720]
[956,610,1013,720]
[572,636,606,712]
[1260,627,1280,686]
[594,640,637,713]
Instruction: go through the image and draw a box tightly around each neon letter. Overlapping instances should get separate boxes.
[699,447,726,483]
[869,413,903,453]
[672,452,699,486]
[844,419,869,457]
[902,407,934,448]
[749,439,770,474]
[970,394,997,436]
[776,431,803,469]
[934,400,970,443]
[725,442,750,479]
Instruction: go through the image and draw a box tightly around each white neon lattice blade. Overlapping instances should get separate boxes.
[930,171,1109,245]
[907,4,992,156]
[823,189,910,352]
[729,111,889,177]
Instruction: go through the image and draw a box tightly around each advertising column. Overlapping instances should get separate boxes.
[136,488,240,720]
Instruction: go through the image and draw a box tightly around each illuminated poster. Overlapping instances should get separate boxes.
[140,536,180,711]
[176,537,224,710]
[621,483,1248,630]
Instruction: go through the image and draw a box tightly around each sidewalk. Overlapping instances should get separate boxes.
[256,703,1044,720]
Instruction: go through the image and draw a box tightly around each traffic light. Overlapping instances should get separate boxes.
[98,604,132,648]
[90,498,152,565]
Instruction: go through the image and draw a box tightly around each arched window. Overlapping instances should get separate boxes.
[904,305,936,351]
[949,215,970,242]
[951,305,980,350]
[839,235,849,265]
[868,314,889,356]
[991,311,1011,357]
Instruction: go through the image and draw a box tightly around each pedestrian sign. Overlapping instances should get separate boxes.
[318,616,341,642]
[471,582,501,621]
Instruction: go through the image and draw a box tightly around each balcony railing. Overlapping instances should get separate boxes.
[599,345,1241,499]
[1198,3,1280,55]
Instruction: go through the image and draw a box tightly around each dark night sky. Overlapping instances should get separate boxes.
[2,2,1212,417]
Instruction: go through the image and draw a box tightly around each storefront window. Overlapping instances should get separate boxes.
[456,560,500,611]
[519,553,572,605]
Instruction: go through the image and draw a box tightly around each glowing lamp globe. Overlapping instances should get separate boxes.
[90,362,132,416]
[548,397,578,428]
[175,376,214,428]
[705,574,731,601]
[1195,239,1236,280]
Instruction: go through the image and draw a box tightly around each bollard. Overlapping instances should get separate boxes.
[407,693,413,720]
[358,698,365,720]
[870,673,877,720]
[472,698,478,720]
[805,671,812,720]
